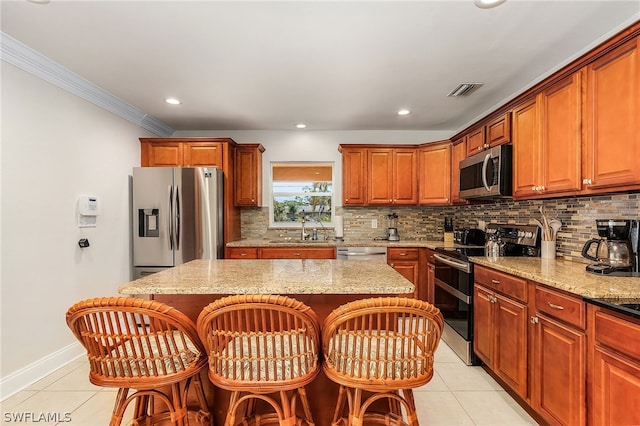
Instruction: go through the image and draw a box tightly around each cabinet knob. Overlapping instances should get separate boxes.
[345,198,349,202]
[294,253,301,256]
[491,279,500,285]
[539,185,545,191]
[478,147,483,151]
[390,263,395,267]
[530,316,539,324]
[240,253,247,256]
[251,199,255,202]
[583,178,592,185]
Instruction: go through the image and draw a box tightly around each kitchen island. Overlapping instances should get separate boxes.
[118,258,415,425]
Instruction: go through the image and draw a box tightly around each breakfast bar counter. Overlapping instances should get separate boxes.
[118,258,414,425]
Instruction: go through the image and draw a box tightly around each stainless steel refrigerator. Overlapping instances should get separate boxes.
[132,167,224,279]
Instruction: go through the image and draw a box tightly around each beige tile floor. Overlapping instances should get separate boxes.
[1,343,538,425]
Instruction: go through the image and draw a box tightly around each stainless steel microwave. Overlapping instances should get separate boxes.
[459,144,512,199]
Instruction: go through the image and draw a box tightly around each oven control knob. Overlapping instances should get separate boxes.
[518,231,525,237]
[525,231,534,238]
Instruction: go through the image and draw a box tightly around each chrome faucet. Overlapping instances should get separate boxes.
[301,217,310,240]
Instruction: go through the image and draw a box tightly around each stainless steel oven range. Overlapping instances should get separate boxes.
[432,223,540,365]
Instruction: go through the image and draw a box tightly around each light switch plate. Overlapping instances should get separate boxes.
[371,219,377,228]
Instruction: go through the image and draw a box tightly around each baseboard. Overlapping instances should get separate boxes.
[0,342,84,401]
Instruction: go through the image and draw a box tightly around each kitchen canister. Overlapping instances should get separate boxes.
[335,216,344,240]
[541,240,556,259]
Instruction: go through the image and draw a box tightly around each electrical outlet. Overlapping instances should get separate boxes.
[371,219,377,228]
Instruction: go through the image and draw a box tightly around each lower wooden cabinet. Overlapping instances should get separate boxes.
[474,283,528,397]
[588,305,640,426]
[226,246,336,259]
[387,247,420,299]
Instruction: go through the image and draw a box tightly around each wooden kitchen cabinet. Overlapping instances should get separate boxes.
[259,247,336,259]
[387,247,420,299]
[368,147,418,205]
[530,285,586,426]
[588,304,640,426]
[465,127,485,156]
[450,138,468,204]
[474,265,528,398]
[183,142,223,167]
[234,144,264,206]
[227,246,336,259]
[464,113,511,157]
[417,141,451,205]
[513,72,582,199]
[339,146,368,206]
[425,249,436,304]
[582,37,640,193]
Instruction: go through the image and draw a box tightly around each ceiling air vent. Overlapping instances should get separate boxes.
[447,83,483,97]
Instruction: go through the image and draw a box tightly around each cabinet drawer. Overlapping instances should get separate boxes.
[227,247,259,259]
[259,247,336,259]
[387,247,419,261]
[474,265,527,302]
[594,309,640,361]
[535,285,586,329]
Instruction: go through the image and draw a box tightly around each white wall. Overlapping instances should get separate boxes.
[0,63,152,397]
[174,129,453,206]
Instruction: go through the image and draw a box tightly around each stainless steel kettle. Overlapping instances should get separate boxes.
[581,238,633,268]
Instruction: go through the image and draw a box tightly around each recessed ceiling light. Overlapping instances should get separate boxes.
[26,0,50,4]
[397,109,411,116]
[474,0,508,9]
[295,123,307,129]
[165,98,181,105]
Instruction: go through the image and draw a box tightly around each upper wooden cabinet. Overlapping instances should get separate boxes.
[418,142,451,205]
[340,146,368,206]
[451,138,468,204]
[582,37,640,192]
[466,127,485,156]
[465,113,511,157]
[141,138,231,167]
[234,144,264,207]
[513,73,582,199]
[367,147,418,205]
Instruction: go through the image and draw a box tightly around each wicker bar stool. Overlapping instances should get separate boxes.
[322,297,444,426]
[197,294,321,426]
[66,297,211,426]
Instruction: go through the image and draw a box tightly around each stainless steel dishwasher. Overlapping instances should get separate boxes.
[337,246,387,262]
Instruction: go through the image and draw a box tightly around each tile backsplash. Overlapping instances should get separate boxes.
[240,192,639,262]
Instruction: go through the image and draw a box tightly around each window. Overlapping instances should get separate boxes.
[270,162,333,228]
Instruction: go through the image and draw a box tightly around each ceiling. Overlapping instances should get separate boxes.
[2,1,639,134]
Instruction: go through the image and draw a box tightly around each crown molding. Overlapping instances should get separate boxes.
[1,32,174,137]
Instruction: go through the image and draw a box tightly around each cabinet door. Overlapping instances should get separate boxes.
[183,142,223,167]
[487,113,511,147]
[143,141,183,166]
[583,37,640,190]
[341,147,368,206]
[392,149,418,205]
[389,262,419,298]
[451,139,468,204]
[368,148,394,205]
[473,285,495,366]
[512,98,541,198]
[540,73,582,195]
[494,293,528,397]
[591,346,640,426]
[533,314,586,426]
[235,146,262,206]
[418,143,451,205]
[466,128,485,156]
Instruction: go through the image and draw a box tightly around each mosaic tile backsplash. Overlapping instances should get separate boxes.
[240,192,639,262]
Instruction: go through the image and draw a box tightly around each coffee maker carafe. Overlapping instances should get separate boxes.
[387,212,399,241]
[582,219,638,276]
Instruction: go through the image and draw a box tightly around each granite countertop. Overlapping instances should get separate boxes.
[227,238,446,249]
[118,259,414,295]
[470,256,640,299]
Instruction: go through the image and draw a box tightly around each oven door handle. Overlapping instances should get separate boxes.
[433,253,472,273]
[434,279,472,304]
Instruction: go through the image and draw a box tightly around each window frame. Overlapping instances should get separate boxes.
[269,161,335,229]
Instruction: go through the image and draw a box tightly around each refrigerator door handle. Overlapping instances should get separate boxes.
[168,185,174,250]
[174,184,180,250]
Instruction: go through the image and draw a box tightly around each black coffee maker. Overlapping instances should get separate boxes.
[582,219,640,276]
